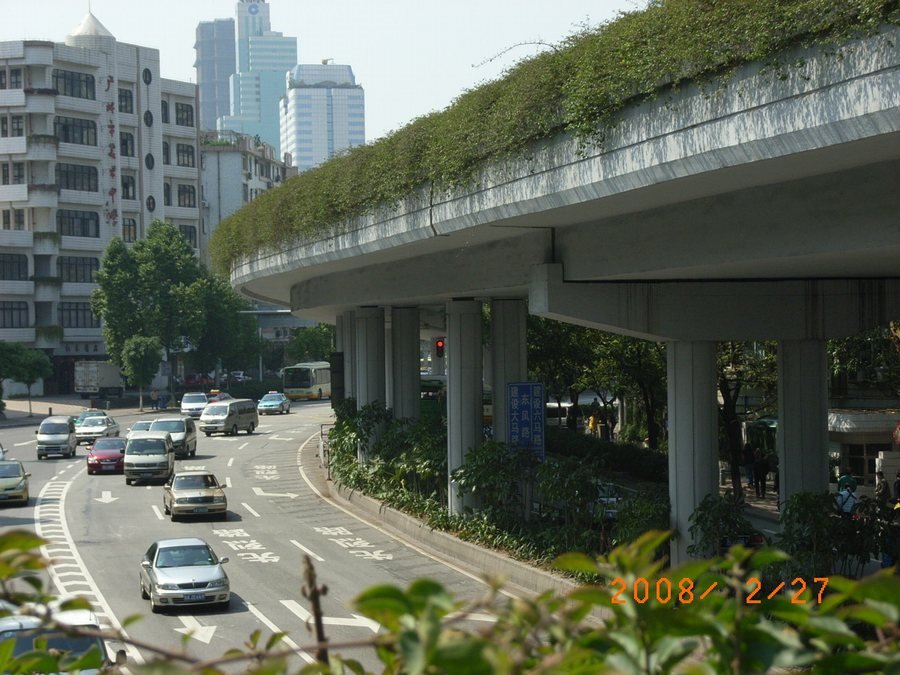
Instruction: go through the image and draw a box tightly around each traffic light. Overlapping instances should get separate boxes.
[435,338,445,358]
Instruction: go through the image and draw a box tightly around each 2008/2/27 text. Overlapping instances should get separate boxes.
[609,576,830,605]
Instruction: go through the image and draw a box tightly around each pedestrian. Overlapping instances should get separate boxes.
[753,449,770,498]
[587,414,597,437]
[874,470,889,506]
[742,443,755,488]
[837,466,857,494]
[150,389,159,411]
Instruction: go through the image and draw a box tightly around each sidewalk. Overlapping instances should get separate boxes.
[0,394,170,429]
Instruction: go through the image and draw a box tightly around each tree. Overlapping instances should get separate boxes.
[89,238,141,364]
[828,324,900,396]
[5,346,53,417]
[286,324,335,363]
[527,317,595,426]
[120,336,162,411]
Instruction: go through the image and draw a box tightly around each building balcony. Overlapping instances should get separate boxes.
[64,327,102,340]
[61,282,95,297]
[34,324,63,349]
[57,142,102,161]
[0,230,33,248]
[27,183,59,208]
[0,137,27,156]
[23,91,57,115]
[59,189,103,206]
[32,231,60,254]
[164,205,199,220]
[61,235,105,252]
[32,276,61,303]
[26,134,58,161]
[162,164,198,180]
[0,327,36,344]
[0,90,26,107]
[1,280,34,296]
[0,184,28,204]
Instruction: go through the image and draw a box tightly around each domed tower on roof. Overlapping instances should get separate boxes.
[66,11,116,53]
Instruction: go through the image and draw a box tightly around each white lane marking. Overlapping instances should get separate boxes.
[14,440,36,447]
[227,458,234,467]
[93,490,118,504]
[242,502,261,518]
[35,481,145,665]
[296,434,518,599]
[225,477,232,488]
[253,487,298,499]
[151,505,164,520]
[239,442,248,450]
[290,540,324,562]
[245,603,314,664]
[174,615,217,644]
[281,599,379,633]
[270,436,295,441]
[182,465,206,471]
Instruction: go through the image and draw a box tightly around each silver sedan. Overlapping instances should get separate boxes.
[139,537,230,613]
[75,416,120,445]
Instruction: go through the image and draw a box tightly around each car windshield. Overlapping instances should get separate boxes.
[126,439,165,455]
[0,463,23,478]
[92,439,124,450]
[183,394,206,403]
[40,423,69,434]
[156,545,216,568]
[132,422,152,431]
[150,420,185,433]
[83,417,108,427]
[205,405,227,416]
[0,628,104,659]
[261,394,281,402]
[173,474,218,490]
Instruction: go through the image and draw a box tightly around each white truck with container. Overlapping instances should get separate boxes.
[74,361,124,399]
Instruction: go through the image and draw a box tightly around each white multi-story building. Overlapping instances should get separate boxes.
[280,62,365,172]
[0,12,200,395]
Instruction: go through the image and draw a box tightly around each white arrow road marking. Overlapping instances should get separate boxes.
[269,436,295,441]
[241,502,261,518]
[253,487,298,499]
[93,491,118,504]
[290,540,324,562]
[227,458,234,467]
[14,440,35,446]
[174,615,217,644]
[225,477,232,488]
[239,442,248,450]
[281,600,380,633]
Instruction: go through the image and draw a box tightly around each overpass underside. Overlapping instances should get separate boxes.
[233,29,900,562]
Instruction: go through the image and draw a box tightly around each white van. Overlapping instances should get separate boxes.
[124,431,175,485]
[199,399,258,437]
[36,416,77,459]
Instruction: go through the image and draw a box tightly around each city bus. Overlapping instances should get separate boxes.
[282,361,331,400]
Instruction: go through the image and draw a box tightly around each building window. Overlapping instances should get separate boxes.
[118,88,133,114]
[120,131,134,157]
[122,175,136,200]
[143,110,153,127]
[58,302,100,328]
[0,68,23,90]
[162,141,170,165]
[142,68,152,85]
[56,163,98,192]
[57,209,99,237]
[175,102,194,127]
[0,253,28,280]
[176,143,195,167]
[144,153,154,170]
[179,224,197,248]
[161,100,169,123]
[122,217,137,243]
[163,183,171,206]
[146,195,155,212]
[0,301,28,328]
[177,184,196,208]
[54,116,96,146]
[1,115,25,138]
[2,209,25,230]
[1,163,25,185]
[57,256,99,283]
[52,69,95,100]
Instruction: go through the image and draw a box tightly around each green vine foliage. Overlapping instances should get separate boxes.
[210,0,900,276]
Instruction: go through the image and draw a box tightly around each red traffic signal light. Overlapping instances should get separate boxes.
[435,338,445,358]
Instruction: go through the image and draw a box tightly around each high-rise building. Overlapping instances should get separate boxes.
[280,63,365,172]
[194,18,235,131]
[0,12,201,394]
[215,0,296,155]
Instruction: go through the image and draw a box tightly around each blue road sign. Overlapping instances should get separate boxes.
[507,381,545,461]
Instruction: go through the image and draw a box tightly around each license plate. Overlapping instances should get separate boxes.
[193,507,208,513]
[184,593,206,602]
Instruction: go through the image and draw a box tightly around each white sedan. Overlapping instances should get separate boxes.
[74,416,120,445]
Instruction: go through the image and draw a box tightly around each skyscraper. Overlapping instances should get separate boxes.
[280,63,365,172]
[216,0,296,155]
[194,18,235,131]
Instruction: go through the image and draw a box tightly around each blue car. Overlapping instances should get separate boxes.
[257,392,291,415]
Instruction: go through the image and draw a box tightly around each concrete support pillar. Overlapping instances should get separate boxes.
[384,313,393,408]
[777,340,829,504]
[340,310,356,400]
[355,308,385,461]
[490,299,528,444]
[447,300,483,515]
[391,307,421,421]
[667,341,718,564]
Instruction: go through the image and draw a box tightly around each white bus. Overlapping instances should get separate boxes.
[282,361,331,401]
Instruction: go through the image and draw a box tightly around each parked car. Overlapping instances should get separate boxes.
[75,416,120,445]
[0,608,125,671]
[149,417,198,459]
[126,419,154,439]
[180,392,209,418]
[0,460,30,506]
[163,471,227,521]
[124,431,175,485]
[139,537,230,613]
[228,371,251,383]
[36,416,77,459]
[86,437,127,475]
[184,373,214,388]
[257,391,291,415]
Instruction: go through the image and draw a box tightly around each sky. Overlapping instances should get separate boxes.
[0,0,641,142]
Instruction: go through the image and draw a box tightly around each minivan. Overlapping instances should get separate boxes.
[36,416,77,459]
[199,398,258,436]
[124,431,175,485]
[149,416,198,458]
[180,392,208,418]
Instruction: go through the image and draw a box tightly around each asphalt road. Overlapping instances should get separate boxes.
[0,401,498,671]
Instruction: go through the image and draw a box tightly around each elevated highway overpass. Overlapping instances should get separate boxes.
[233,27,900,561]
